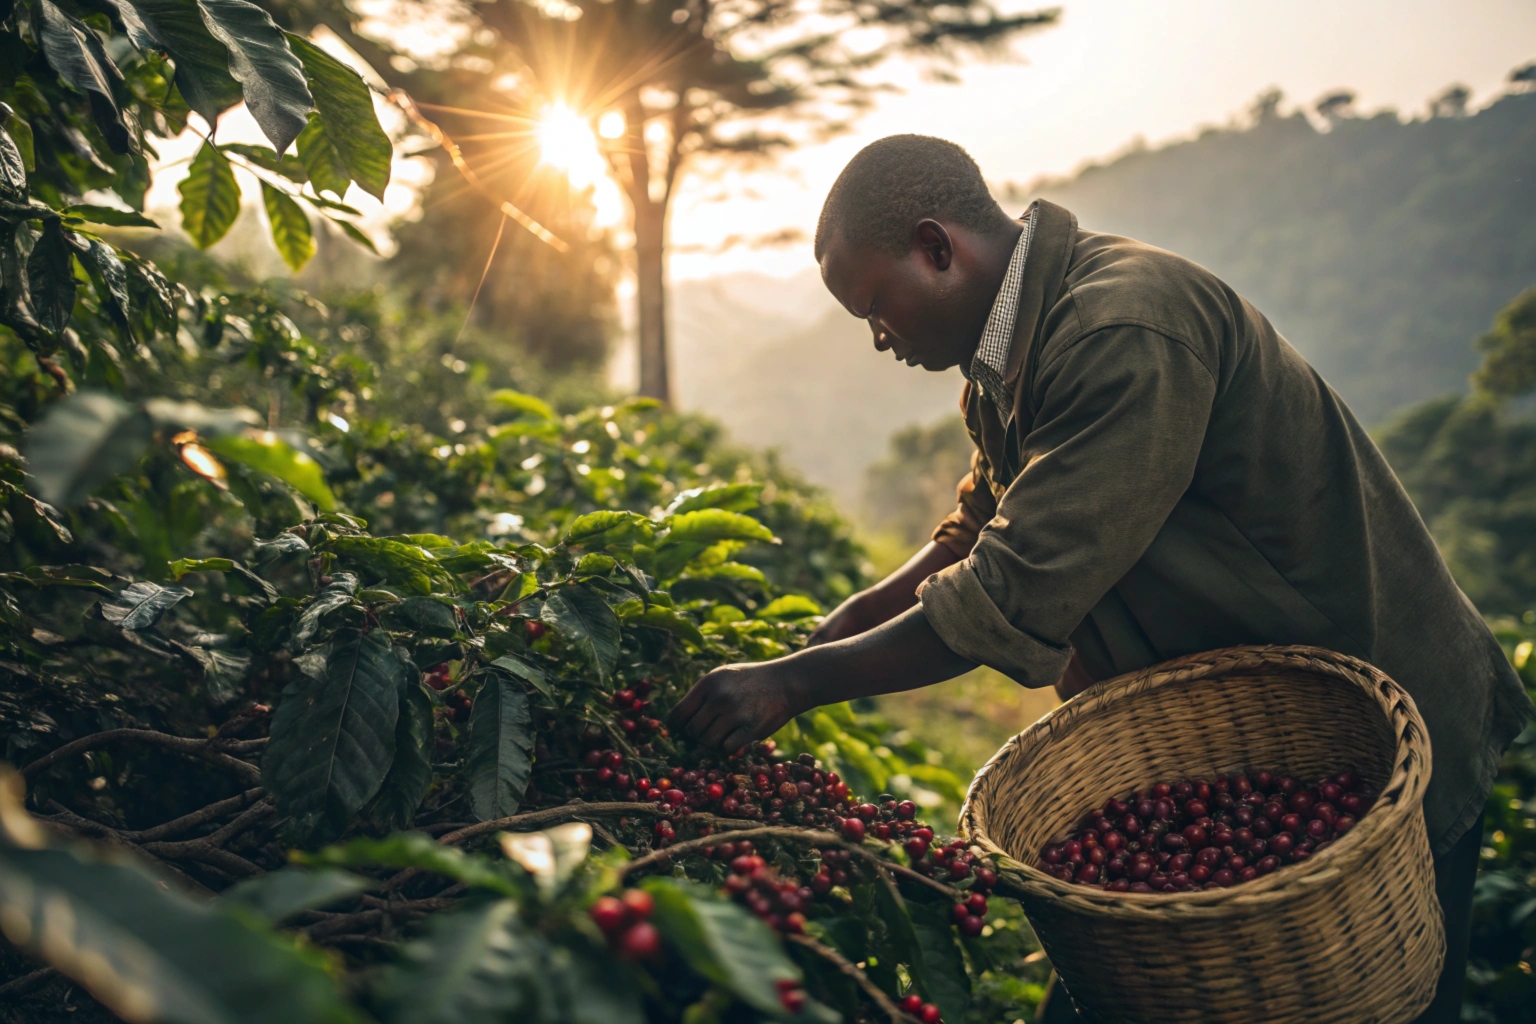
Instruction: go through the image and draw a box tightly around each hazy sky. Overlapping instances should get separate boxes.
[664,0,1536,280]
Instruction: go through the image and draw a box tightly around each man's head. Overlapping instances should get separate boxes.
[816,135,1020,371]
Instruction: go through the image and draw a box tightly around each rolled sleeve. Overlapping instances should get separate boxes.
[922,325,1217,686]
[931,449,998,558]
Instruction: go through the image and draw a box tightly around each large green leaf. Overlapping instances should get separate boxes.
[178,141,241,248]
[488,389,557,422]
[366,679,434,830]
[667,483,763,515]
[908,901,973,1024]
[289,571,358,650]
[757,594,823,621]
[80,240,131,322]
[466,673,534,822]
[283,35,390,200]
[111,0,244,128]
[621,606,705,646]
[300,832,518,896]
[101,580,193,630]
[540,585,620,683]
[260,182,313,271]
[379,900,541,1024]
[330,537,454,595]
[488,654,552,701]
[0,841,356,1023]
[25,219,76,336]
[262,628,405,845]
[63,204,160,229]
[294,113,349,198]
[206,432,337,510]
[34,0,131,153]
[644,878,807,1019]
[221,142,307,182]
[24,392,155,507]
[562,510,655,548]
[194,0,312,153]
[0,123,26,200]
[663,509,776,546]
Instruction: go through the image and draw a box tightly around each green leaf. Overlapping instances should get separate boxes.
[541,585,620,683]
[283,34,390,200]
[563,510,655,548]
[366,680,434,830]
[260,181,313,271]
[488,654,552,701]
[252,532,309,564]
[25,219,76,336]
[908,902,973,1024]
[219,867,369,923]
[262,628,405,845]
[24,392,154,507]
[664,509,776,546]
[330,537,453,595]
[0,842,358,1024]
[179,142,241,249]
[289,571,358,650]
[380,595,457,637]
[79,240,131,322]
[295,113,349,198]
[0,122,29,195]
[101,580,193,630]
[221,142,307,182]
[109,0,244,129]
[206,432,336,510]
[169,557,236,577]
[466,673,534,822]
[645,878,801,1017]
[488,389,558,421]
[301,832,518,895]
[143,398,263,437]
[62,204,160,228]
[757,594,823,620]
[622,606,705,646]
[334,218,378,254]
[193,0,312,153]
[0,565,114,593]
[379,900,537,1023]
[35,0,131,154]
[667,483,763,515]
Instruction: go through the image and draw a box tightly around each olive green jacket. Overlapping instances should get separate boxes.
[920,198,1533,855]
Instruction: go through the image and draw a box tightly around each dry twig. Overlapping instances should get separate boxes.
[785,934,921,1024]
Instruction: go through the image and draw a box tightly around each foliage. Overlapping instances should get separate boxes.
[862,418,973,548]
[1027,78,1536,424]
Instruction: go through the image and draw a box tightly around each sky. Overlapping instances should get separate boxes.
[662,0,1536,280]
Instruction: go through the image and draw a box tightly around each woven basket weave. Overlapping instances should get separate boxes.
[959,645,1444,1024]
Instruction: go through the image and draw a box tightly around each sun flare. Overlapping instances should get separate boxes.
[536,104,604,185]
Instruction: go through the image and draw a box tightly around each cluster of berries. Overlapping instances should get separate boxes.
[898,994,945,1023]
[904,835,999,892]
[589,888,661,960]
[1039,770,1372,893]
[607,681,664,738]
[710,842,811,935]
[423,664,474,721]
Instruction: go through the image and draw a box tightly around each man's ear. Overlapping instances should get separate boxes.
[914,220,953,271]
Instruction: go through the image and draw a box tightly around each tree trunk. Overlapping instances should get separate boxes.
[634,199,670,403]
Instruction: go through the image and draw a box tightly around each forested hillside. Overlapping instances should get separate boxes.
[1028,83,1536,424]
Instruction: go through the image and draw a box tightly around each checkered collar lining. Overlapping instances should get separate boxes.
[966,204,1038,424]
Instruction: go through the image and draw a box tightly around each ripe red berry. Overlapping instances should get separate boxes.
[950,902,971,924]
[905,837,929,860]
[965,892,988,915]
[596,766,614,784]
[612,689,635,708]
[620,889,654,920]
[589,896,627,933]
[920,1003,942,1024]
[841,818,866,842]
[524,619,546,641]
[901,993,924,1013]
[617,921,661,960]
[779,987,806,1013]
[707,782,725,801]
[959,915,984,937]
[1335,814,1356,835]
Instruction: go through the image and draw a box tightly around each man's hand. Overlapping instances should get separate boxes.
[668,660,810,751]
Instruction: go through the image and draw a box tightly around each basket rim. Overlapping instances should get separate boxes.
[958,644,1433,917]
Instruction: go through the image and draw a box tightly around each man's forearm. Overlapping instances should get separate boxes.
[863,541,961,618]
[790,604,976,707]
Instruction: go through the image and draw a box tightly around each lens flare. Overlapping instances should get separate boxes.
[536,104,605,188]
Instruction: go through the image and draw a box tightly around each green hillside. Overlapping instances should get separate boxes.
[1028,85,1536,424]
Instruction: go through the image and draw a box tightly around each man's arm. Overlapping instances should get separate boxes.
[807,541,958,645]
[669,605,976,751]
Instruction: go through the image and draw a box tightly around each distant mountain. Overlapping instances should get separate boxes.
[673,84,1536,506]
[1027,88,1536,424]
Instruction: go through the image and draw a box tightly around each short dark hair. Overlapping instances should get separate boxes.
[814,135,1012,261]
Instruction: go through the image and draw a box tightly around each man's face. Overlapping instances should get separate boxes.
[819,222,986,373]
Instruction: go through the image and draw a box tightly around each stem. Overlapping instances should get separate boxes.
[122,788,265,843]
[785,934,921,1024]
[0,967,56,997]
[21,729,262,786]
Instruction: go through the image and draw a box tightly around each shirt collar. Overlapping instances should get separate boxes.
[966,202,1038,425]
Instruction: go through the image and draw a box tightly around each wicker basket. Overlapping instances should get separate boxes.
[959,645,1444,1024]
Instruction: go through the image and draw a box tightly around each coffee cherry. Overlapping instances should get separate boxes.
[965,892,988,915]
[959,915,984,937]
[617,921,661,960]
[920,1003,943,1024]
[1281,813,1303,834]
[896,800,917,820]
[950,902,971,925]
[1335,814,1356,835]
[901,994,924,1013]
[590,896,627,933]
[524,620,547,641]
[779,987,806,1013]
[1270,833,1294,856]
[857,803,879,821]
[841,818,866,842]
[1306,818,1328,839]
[620,888,654,920]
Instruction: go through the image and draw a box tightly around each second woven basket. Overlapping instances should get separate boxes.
[960,645,1445,1024]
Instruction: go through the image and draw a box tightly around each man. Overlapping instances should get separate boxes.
[669,134,1533,1021]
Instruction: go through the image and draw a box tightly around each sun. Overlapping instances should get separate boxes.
[536,103,605,187]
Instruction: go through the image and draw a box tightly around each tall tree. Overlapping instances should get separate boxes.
[282,0,1058,402]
